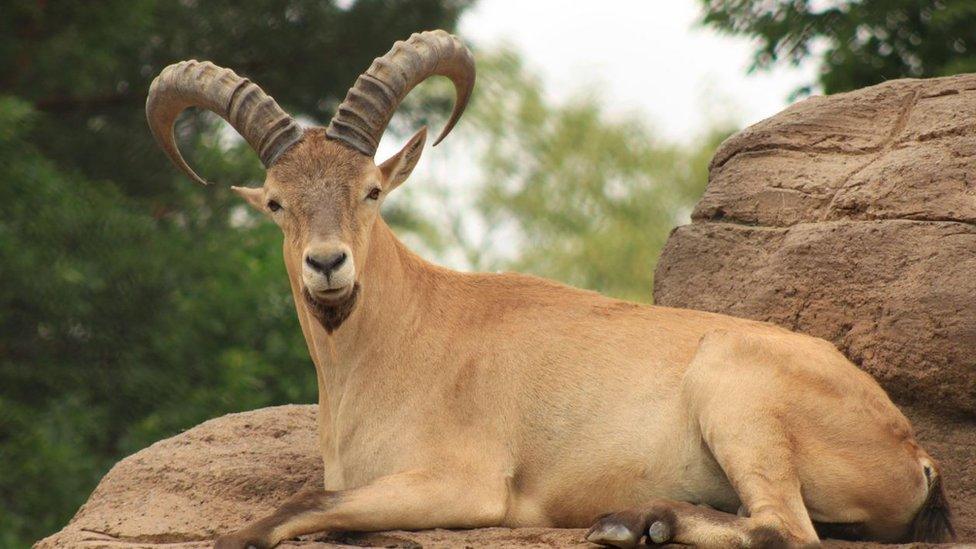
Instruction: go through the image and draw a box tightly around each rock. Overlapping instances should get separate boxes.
[655,73,976,543]
[34,406,593,549]
[35,406,323,548]
[656,220,976,412]
[657,73,976,417]
[35,406,967,548]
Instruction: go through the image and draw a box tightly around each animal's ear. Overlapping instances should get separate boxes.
[231,185,265,211]
[378,126,427,192]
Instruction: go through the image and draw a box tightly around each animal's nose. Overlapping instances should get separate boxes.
[305,251,347,275]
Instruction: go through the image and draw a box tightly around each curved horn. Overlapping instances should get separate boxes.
[146,60,304,185]
[326,30,475,157]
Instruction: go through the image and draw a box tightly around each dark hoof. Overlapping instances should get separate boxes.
[648,520,672,544]
[585,508,675,548]
[586,520,640,548]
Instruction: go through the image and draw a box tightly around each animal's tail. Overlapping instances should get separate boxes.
[907,471,956,542]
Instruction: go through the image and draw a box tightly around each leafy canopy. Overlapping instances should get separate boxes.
[0,2,469,546]
[699,0,976,95]
[416,51,732,302]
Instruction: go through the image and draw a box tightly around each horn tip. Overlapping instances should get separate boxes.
[431,123,454,147]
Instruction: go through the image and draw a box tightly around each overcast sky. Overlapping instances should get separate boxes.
[456,0,820,142]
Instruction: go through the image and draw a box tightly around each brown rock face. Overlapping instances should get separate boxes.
[35,405,593,549]
[660,75,976,416]
[655,73,976,542]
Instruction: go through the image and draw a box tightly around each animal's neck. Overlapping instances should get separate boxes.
[301,219,439,388]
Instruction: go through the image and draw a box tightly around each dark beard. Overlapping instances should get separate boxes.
[302,283,360,334]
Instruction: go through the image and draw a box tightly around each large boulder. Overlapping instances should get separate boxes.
[35,406,592,549]
[37,406,967,548]
[655,74,976,542]
[656,74,976,415]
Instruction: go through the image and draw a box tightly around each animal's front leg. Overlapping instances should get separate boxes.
[586,499,774,548]
[214,469,507,549]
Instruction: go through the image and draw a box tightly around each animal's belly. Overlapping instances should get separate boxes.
[503,454,740,528]
[504,396,741,527]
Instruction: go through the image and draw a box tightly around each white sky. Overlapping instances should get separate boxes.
[457,0,820,142]
[375,0,823,269]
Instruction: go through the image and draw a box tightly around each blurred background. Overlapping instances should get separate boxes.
[2,0,975,546]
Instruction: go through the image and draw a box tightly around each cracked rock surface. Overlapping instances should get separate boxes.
[656,73,976,544]
[34,405,597,549]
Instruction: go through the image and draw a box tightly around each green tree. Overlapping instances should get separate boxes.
[0,2,471,546]
[2,0,471,200]
[420,52,731,302]
[699,0,976,95]
[0,100,314,543]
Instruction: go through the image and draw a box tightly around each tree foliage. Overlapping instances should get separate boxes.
[0,102,314,543]
[700,0,976,95]
[422,52,731,302]
[2,0,471,199]
[0,2,469,546]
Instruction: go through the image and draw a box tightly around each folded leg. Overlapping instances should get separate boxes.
[215,469,506,549]
[587,331,821,548]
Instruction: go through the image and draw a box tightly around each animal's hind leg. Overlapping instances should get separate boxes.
[588,330,820,548]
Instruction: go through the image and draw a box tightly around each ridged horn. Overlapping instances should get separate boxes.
[146,60,304,185]
[326,30,475,157]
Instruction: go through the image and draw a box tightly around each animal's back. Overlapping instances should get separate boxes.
[450,270,920,531]
[442,272,785,524]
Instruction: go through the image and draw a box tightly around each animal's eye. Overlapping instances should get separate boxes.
[267,200,281,212]
[366,188,381,201]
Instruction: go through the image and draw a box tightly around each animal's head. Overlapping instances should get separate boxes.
[145,31,473,331]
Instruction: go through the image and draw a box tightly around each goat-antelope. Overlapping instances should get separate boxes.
[146,30,954,549]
